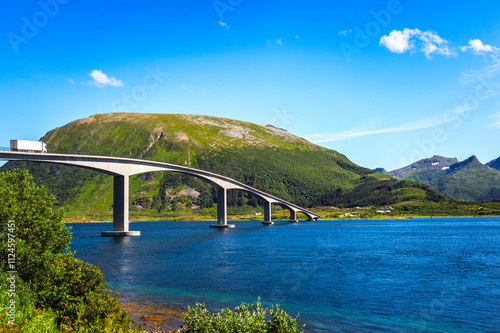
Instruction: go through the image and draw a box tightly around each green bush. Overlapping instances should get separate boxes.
[36,252,130,331]
[182,299,304,333]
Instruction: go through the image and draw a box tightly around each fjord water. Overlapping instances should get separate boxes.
[69,218,500,333]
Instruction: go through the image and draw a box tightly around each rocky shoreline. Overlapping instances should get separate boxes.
[119,298,185,332]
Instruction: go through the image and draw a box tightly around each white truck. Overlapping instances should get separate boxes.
[10,140,47,153]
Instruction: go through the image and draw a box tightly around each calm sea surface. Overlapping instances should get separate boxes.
[69,218,500,333]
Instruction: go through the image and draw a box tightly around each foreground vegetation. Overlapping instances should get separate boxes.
[0,169,305,332]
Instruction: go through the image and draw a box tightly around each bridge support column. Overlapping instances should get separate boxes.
[101,175,140,236]
[288,209,298,223]
[262,202,273,225]
[210,188,234,228]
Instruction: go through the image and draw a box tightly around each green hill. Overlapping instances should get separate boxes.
[1,113,447,219]
[388,155,500,201]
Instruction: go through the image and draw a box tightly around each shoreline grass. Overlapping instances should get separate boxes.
[63,202,500,223]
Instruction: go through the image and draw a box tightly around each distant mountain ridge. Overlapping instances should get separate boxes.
[388,155,500,201]
[486,157,500,171]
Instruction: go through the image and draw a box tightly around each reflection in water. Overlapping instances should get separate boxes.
[112,236,132,246]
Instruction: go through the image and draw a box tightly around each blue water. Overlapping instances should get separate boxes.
[69,218,500,333]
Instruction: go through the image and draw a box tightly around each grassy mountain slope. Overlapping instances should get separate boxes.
[388,155,500,201]
[1,113,447,219]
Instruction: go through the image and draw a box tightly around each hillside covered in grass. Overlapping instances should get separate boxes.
[1,113,448,220]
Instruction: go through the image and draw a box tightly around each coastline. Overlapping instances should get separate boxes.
[64,215,500,223]
[62,201,500,223]
[119,297,325,333]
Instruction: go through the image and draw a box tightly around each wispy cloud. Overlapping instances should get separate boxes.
[460,62,500,98]
[218,21,229,29]
[379,28,456,58]
[461,61,500,82]
[458,39,500,99]
[338,29,352,36]
[65,78,76,86]
[304,105,471,143]
[83,70,123,88]
[460,39,499,57]
[267,38,284,47]
[492,110,500,128]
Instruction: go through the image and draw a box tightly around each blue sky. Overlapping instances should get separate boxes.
[1,0,500,170]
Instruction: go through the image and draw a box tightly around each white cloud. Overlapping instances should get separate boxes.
[339,29,352,36]
[276,38,283,46]
[418,30,455,57]
[379,28,416,53]
[218,21,229,29]
[379,28,456,58]
[461,39,499,56]
[65,78,76,86]
[295,35,300,39]
[304,105,472,143]
[84,70,123,88]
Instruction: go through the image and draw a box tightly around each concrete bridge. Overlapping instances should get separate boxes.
[0,151,320,236]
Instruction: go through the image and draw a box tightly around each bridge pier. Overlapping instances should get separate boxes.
[210,188,234,228]
[262,202,273,225]
[101,175,140,236]
[288,209,298,223]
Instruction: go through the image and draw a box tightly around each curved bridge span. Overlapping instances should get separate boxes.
[0,152,320,236]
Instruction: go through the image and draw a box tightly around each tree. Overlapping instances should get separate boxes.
[0,169,71,282]
[0,169,130,331]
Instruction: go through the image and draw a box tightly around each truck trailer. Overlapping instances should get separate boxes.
[10,140,47,153]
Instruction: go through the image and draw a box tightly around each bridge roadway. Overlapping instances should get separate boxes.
[0,151,320,236]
